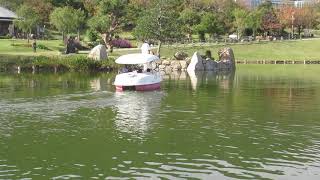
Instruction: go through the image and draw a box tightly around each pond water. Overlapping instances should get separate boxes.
[0,65,320,179]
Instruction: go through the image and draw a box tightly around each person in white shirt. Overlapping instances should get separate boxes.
[141,41,151,54]
[141,40,152,71]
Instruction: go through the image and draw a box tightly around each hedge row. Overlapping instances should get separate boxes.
[0,55,119,72]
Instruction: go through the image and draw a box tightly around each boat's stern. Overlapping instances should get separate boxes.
[114,72,161,91]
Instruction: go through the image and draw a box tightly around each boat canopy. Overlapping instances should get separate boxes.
[115,53,160,64]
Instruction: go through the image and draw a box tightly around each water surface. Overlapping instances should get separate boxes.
[0,65,320,179]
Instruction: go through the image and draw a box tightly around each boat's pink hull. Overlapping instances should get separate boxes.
[116,83,161,91]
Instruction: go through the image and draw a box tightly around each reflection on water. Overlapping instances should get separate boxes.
[161,71,188,81]
[90,78,101,91]
[113,91,164,137]
[187,70,235,90]
[0,66,320,179]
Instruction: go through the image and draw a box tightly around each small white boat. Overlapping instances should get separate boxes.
[114,54,162,91]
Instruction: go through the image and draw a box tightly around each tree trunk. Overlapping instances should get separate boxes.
[77,29,80,41]
[237,30,239,40]
[27,30,30,44]
[102,33,107,47]
[102,33,109,51]
[187,33,192,42]
[157,40,162,58]
[109,43,113,53]
[62,32,65,43]
[291,24,294,39]
[102,33,113,53]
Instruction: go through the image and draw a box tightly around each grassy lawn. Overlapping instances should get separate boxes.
[0,39,64,56]
[1,38,320,61]
[110,39,320,61]
[158,39,320,61]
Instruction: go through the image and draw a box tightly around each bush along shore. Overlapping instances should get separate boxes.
[0,55,120,73]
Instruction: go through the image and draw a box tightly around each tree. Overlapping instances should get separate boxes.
[258,2,281,36]
[24,0,53,25]
[50,0,85,9]
[183,0,216,10]
[195,12,223,41]
[233,8,248,39]
[277,6,294,28]
[14,5,40,43]
[246,9,263,37]
[278,5,318,38]
[133,0,183,56]
[261,11,282,36]
[179,8,201,41]
[50,6,85,41]
[83,0,99,15]
[123,2,146,31]
[128,0,152,7]
[294,7,317,37]
[88,0,128,52]
[185,0,239,34]
[213,0,240,34]
[73,8,86,40]
[0,0,23,10]
[277,5,295,38]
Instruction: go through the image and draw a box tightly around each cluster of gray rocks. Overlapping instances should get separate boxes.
[157,47,236,73]
[87,44,236,73]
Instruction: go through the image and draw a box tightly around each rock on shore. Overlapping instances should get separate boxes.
[88,45,108,61]
[158,47,236,74]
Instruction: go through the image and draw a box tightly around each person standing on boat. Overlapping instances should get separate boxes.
[141,40,151,54]
[141,40,152,72]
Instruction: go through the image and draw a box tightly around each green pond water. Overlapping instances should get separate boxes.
[0,65,320,179]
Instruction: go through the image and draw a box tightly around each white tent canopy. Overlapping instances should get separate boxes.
[115,54,160,64]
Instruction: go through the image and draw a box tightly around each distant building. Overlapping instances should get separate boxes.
[0,6,17,36]
[293,0,316,8]
[235,0,262,8]
[247,0,263,8]
[235,0,318,8]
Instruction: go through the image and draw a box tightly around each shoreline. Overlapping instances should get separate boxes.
[1,54,320,73]
[236,60,320,64]
[0,55,119,73]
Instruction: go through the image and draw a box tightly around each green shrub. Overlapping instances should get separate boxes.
[87,29,98,42]
[0,35,12,39]
[0,55,25,71]
[87,42,99,49]
[37,44,51,51]
[100,57,120,69]
[0,54,120,72]
[33,56,58,66]
[62,56,100,71]
[11,43,31,47]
